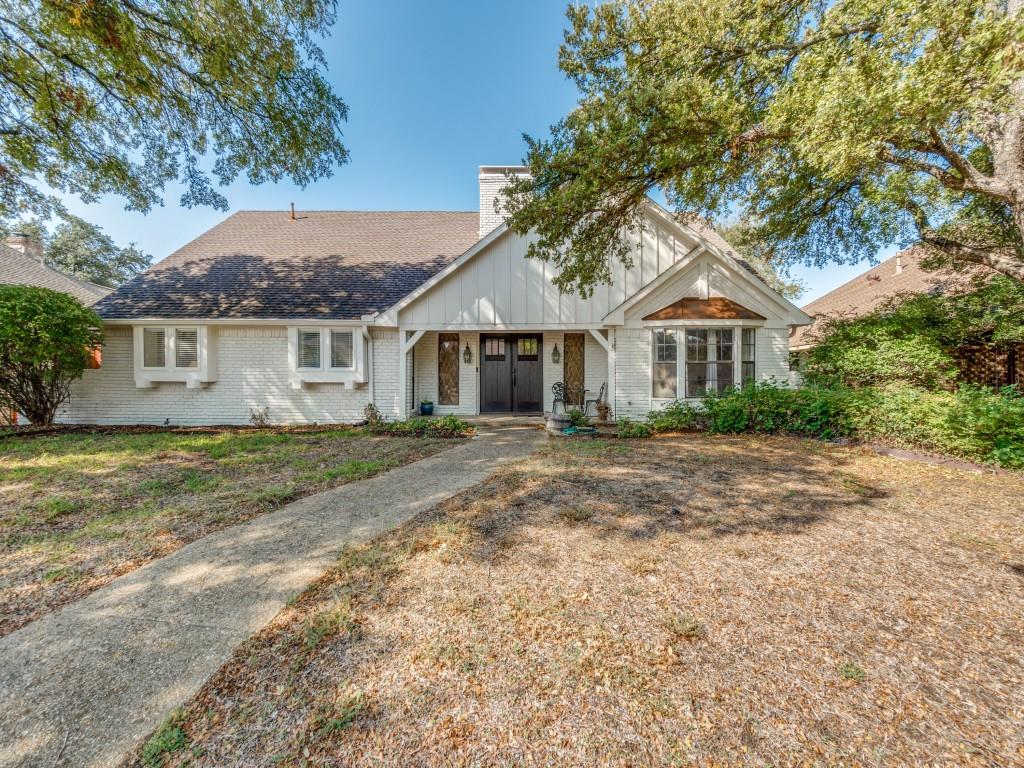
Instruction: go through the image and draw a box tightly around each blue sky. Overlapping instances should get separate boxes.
[59,0,885,304]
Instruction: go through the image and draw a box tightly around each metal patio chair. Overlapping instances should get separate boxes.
[583,382,606,418]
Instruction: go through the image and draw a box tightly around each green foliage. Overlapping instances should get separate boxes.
[0,0,348,219]
[701,383,854,439]
[806,275,1024,388]
[503,0,1024,295]
[141,710,187,768]
[367,414,473,438]
[2,215,151,288]
[616,418,652,438]
[566,407,588,427]
[839,661,866,683]
[677,381,1023,468]
[48,216,150,287]
[716,217,806,300]
[845,385,1024,468]
[0,285,103,424]
[647,400,698,433]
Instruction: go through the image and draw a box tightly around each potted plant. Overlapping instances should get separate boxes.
[419,399,434,416]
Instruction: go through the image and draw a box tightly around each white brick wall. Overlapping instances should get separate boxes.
[412,331,479,416]
[57,324,790,425]
[478,173,511,238]
[60,326,399,425]
[613,325,794,422]
[612,328,653,420]
[543,331,563,412]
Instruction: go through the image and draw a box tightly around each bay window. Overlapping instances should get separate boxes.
[653,326,757,399]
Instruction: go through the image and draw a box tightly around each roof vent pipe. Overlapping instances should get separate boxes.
[895,253,903,274]
[290,203,296,221]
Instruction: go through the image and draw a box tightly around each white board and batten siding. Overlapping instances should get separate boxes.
[397,213,704,329]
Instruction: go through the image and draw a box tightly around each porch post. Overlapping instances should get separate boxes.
[397,328,407,420]
[607,330,616,418]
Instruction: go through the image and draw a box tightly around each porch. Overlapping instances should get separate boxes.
[396,329,611,419]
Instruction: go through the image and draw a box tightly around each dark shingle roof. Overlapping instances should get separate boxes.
[94,211,481,320]
[0,244,112,305]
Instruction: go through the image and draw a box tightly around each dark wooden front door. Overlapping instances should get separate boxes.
[480,334,543,413]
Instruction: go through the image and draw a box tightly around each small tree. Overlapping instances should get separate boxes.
[0,286,103,425]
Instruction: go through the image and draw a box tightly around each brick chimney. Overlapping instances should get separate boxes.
[478,166,529,238]
[5,232,44,262]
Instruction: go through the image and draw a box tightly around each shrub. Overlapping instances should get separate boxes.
[647,400,698,433]
[0,286,103,425]
[366,413,472,438]
[804,275,1024,389]
[697,381,1023,468]
[617,418,651,438]
[700,382,854,439]
[847,384,1024,468]
[566,406,588,427]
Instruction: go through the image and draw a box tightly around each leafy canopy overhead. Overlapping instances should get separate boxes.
[0,0,348,219]
[0,285,103,425]
[503,0,1024,296]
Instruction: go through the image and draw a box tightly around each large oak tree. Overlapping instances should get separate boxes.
[503,0,1024,296]
[0,0,348,218]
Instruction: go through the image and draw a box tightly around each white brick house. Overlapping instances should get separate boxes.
[60,167,810,425]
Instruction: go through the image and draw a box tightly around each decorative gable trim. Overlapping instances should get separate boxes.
[643,297,767,321]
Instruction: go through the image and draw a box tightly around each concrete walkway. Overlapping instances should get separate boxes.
[0,425,542,768]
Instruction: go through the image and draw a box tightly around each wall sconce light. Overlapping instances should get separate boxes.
[551,344,560,364]
[463,343,472,364]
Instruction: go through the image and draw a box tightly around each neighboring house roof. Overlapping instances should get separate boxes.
[0,243,112,305]
[95,211,480,320]
[791,247,985,348]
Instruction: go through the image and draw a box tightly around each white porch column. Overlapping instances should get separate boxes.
[397,329,407,420]
[607,329,616,417]
[397,329,425,420]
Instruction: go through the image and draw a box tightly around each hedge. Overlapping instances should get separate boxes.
[640,382,1024,469]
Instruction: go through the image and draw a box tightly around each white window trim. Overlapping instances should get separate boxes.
[650,325,754,404]
[287,326,367,389]
[133,325,216,389]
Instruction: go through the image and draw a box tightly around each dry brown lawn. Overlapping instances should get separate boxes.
[0,427,456,636]
[138,435,1024,768]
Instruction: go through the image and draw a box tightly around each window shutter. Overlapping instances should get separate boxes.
[299,330,321,368]
[175,329,199,368]
[330,330,353,368]
[143,328,165,368]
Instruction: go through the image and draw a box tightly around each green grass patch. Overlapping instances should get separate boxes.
[141,709,188,768]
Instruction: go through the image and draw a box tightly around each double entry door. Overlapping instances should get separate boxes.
[480,334,543,413]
